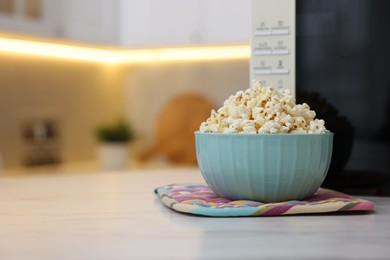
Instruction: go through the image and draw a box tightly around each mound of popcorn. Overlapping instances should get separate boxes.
[200,81,328,134]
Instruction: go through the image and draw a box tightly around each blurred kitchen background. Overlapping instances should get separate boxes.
[0,0,251,175]
[0,0,389,197]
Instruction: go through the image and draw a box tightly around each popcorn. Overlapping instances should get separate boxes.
[199,81,328,134]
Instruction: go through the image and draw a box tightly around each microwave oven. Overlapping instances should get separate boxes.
[251,0,390,195]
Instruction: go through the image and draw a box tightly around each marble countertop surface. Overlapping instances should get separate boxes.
[0,167,389,260]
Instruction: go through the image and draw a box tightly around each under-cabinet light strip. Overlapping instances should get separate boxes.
[0,37,250,64]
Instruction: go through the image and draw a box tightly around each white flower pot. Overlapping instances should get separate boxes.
[98,143,129,171]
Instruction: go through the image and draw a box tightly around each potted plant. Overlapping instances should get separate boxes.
[95,119,135,170]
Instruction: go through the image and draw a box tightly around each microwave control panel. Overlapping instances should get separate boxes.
[251,0,296,96]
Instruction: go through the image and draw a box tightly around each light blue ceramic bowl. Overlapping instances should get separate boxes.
[195,132,333,202]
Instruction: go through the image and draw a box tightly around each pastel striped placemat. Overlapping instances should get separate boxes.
[155,184,375,217]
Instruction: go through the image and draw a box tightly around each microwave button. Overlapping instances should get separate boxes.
[271,28,290,35]
[254,69,272,75]
[254,30,271,36]
[272,49,290,55]
[272,69,290,75]
[254,49,272,56]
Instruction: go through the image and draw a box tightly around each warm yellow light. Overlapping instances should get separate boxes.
[0,37,116,63]
[117,45,250,63]
[0,37,250,64]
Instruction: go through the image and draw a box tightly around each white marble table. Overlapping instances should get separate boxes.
[0,168,389,260]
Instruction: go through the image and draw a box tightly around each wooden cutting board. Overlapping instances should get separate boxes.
[140,93,214,164]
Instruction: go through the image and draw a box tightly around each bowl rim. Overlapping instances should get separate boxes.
[195,131,333,137]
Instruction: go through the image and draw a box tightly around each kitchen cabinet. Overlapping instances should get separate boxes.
[1,0,250,47]
[200,0,251,44]
[118,0,200,47]
[58,0,118,45]
[119,0,251,47]
[0,0,58,37]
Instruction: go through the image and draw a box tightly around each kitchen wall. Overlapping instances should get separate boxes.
[0,52,123,168]
[0,51,249,169]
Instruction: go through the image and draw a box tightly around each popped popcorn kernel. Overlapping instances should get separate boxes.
[199,80,328,134]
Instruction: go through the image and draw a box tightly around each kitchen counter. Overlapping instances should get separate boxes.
[0,168,389,260]
[1,158,175,177]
